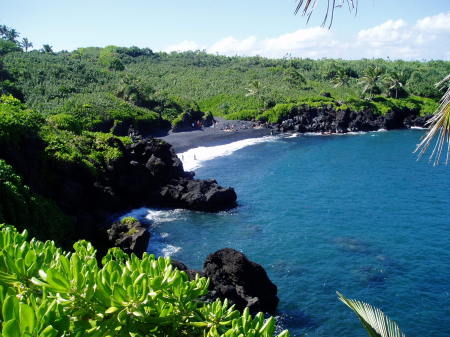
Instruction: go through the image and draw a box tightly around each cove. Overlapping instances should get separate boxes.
[132,130,450,337]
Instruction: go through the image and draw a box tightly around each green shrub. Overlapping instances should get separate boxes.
[0,39,21,56]
[0,226,290,337]
[0,161,73,245]
[120,216,138,227]
[99,45,125,71]
[0,94,44,144]
[226,109,260,120]
[54,92,160,132]
[46,112,82,134]
[41,128,130,173]
[258,103,297,123]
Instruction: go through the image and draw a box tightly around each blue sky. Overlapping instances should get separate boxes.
[2,1,449,60]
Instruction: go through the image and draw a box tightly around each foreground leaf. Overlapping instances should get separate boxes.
[337,292,406,337]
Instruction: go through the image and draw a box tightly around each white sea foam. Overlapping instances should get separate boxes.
[345,131,368,135]
[118,208,185,258]
[179,136,278,171]
[161,244,181,257]
[145,209,185,224]
[303,132,324,136]
[411,126,427,130]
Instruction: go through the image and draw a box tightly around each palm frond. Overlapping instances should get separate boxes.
[294,0,357,28]
[414,74,450,165]
[337,292,406,337]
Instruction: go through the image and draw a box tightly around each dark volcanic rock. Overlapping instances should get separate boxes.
[0,136,236,252]
[160,178,237,211]
[273,105,431,134]
[203,248,279,314]
[171,260,204,280]
[107,218,150,256]
[106,139,237,211]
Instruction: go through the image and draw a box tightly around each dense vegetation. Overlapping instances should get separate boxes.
[0,225,289,337]
[0,25,446,336]
[1,37,448,127]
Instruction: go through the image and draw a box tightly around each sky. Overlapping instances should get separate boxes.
[2,0,450,60]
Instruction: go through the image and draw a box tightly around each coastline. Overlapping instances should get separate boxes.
[158,117,272,153]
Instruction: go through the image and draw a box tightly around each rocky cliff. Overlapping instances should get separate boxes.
[272,105,430,134]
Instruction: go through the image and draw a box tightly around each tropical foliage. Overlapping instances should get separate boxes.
[0,225,289,337]
[338,292,406,337]
[415,74,450,165]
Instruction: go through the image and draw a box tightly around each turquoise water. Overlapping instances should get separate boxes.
[141,130,450,336]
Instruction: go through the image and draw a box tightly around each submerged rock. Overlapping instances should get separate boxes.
[203,248,279,314]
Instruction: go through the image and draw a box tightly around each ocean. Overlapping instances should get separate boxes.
[123,129,450,337]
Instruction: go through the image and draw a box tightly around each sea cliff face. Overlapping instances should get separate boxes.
[271,105,430,134]
[0,136,236,251]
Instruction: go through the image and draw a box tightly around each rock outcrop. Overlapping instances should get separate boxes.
[105,139,237,211]
[107,217,150,256]
[203,248,279,314]
[171,248,279,314]
[273,105,430,134]
[0,136,236,251]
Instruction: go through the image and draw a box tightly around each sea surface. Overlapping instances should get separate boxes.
[124,130,450,337]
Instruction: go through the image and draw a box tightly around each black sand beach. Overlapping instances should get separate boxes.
[158,117,272,153]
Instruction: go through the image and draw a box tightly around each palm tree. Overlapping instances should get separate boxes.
[384,71,408,99]
[21,37,33,52]
[332,68,351,88]
[359,66,383,99]
[245,80,263,98]
[338,292,406,337]
[295,0,357,28]
[285,67,306,88]
[293,0,450,164]
[415,75,450,165]
[0,25,19,43]
[41,44,54,53]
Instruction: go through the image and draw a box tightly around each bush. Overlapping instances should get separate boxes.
[0,226,289,337]
[0,94,44,145]
[54,92,160,133]
[0,161,73,245]
[0,39,21,56]
[99,45,125,71]
[41,129,131,173]
[258,103,297,123]
[46,112,82,134]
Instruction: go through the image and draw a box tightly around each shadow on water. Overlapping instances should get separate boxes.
[356,265,388,287]
[334,237,374,255]
[276,309,320,336]
[334,237,405,288]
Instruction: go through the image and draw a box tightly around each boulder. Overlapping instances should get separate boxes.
[107,217,150,256]
[203,248,279,314]
[160,178,237,211]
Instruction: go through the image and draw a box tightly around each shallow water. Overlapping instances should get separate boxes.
[127,130,450,337]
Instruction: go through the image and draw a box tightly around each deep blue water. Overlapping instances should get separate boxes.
[136,130,450,336]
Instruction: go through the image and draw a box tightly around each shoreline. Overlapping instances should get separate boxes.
[158,117,272,153]
[158,117,427,156]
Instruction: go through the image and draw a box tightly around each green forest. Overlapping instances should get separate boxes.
[1,24,449,336]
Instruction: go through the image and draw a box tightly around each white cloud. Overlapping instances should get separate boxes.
[208,36,257,55]
[165,40,202,52]
[262,27,330,52]
[163,13,450,60]
[357,19,411,47]
[415,12,450,32]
